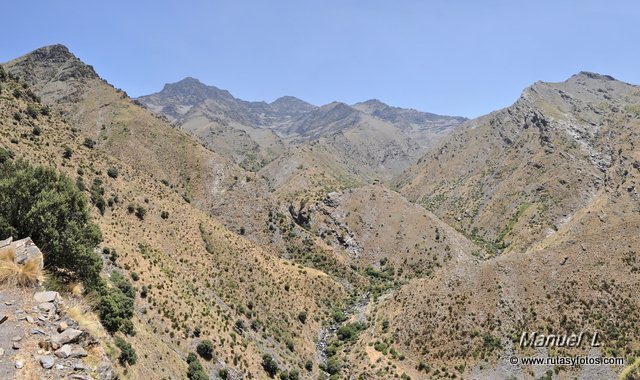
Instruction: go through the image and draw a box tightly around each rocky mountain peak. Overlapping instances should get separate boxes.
[3,44,99,96]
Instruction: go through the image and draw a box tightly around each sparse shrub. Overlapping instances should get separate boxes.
[297,311,307,324]
[0,245,42,286]
[26,104,39,119]
[32,126,41,136]
[63,146,73,159]
[107,167,119,179]
[115,336,137,365]
[83,138,96,149]
[135,206,146,220]
[196,339,214,360]
[305,360,313,371]
[160,211,169,219]
[262,354,279,377]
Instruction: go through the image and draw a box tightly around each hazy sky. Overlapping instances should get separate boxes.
[1,0,638,117]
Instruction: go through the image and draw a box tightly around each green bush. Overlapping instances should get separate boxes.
[115,336,137,365]
[196,339,214,360]
[26,104,39,119]
[98,272,135,334]
[186,352,207,380]
[135,206,146,220]
[262,354,279,377]
[63,146,73,159]
[336,322,365,341]
[0,160,103,288]
[83,138,96,149]
[107,167,119,179]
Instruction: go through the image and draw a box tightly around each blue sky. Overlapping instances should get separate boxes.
[1,1,638,117]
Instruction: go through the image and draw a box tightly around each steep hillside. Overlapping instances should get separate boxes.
[343,73,640,379]
[4,44,283,252]
[305,185,480,279]
[398,72,640,254]
[0,64,350,378]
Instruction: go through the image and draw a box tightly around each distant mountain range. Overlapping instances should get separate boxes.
[137,77,466,176]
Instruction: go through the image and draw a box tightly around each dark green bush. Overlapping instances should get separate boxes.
[26,104,39,119]
[0,160,103,288]
[196,339,214,360]
[135,206,146,220]
[107,167,119,179]
[83,138,96,148]
[115,337,137,365]
[98,272,135,334]
[262,354,278,377]
[186,352,207,380]
[63,146,73,159]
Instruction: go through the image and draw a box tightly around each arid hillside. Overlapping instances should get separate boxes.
[398,72,640,254]
[0,62,350,379]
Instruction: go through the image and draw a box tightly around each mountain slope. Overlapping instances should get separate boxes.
[398,72,640,254]
[0,62,350,379]
[4,44,280,250]
[341,72,640,379]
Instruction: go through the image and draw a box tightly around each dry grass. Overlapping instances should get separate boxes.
[0,251,42,287]
[66,300,104,338]
[0,245,16,262]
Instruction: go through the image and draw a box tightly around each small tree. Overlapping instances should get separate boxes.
[262,354,278,377]
[107,167,119,178]
[115,337,137,365]
[0,161,103,288]
[196,339,214,360]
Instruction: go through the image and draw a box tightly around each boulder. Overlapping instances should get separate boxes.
[55,344,88,358]
[34,291,59,303]
[51,328,83,346]
[13,237,44,269]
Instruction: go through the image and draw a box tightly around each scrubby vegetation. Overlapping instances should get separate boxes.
[115,336,137,365]
[98,271,136,334]
[0,160,103,289]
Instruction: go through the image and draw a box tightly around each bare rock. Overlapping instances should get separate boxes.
[34,291,59,303]
[15,360,24,369]
[51,328,83,346]
[58,321,68,332]
[40,355,55,369]
[55,344,88,358]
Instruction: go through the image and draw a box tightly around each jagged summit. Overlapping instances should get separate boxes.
[3,44,99,104]
[572,71,617,81]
